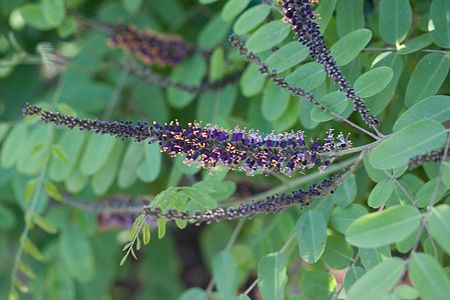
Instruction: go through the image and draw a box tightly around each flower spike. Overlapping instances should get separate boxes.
[23,104,352,176]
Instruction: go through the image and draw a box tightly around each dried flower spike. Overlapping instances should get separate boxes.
[279,0,379,128]
[23,104,352,176]
[109,24,200,66]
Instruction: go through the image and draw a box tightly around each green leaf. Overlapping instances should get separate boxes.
[336,0,364,37]
[344,266,366,291]
[136,143,161,183]
[33,214,57,234]
[330,204,367,234]
[368,179,395,208]
[60,224,94,282]
[369,120,447,170]
[395,229,418,253]
[118,142,145,189]
[273,99,298,132]
[347,258,406,300]
[212,250,238,298]
[296,211,327,263]
[331,174,357,207]
[316,0,337,32]
[233,4,271,35]
[183,187,217,209]
[429,0,450,48]
[414,178,448,207]
[42,0,65,27]
[197,85,237,124]
[240,64,266,97]
[262,82,290,121]
[322,233,353,269]
[311,91,350,122]
[51,144,69,165]
[354,66,393,98]
[378,0,412,44]
[209,48,225,81]
[17,125,53,176]
[359,246,391,270]
[246,20,290,53]
[80,134,115,176]
[442,161,450,189]
[286,62,326,92]
[23,237,44,261]
[266,42,309,73]
[0,204,16,230]
[0,123,9,142]
[142,223,151,245]
[157,217,166,239]
[44,180,62,201]
[122,0,142,14]
[179,288,208,300]
[47,264,75,300]
[257,253,287,300]
[428,205,450,255]
[398,33,433,55]
[19,4,53,30]
[330,29,372,66]
[405,53,449,107]
[409,253,450,300]
[91,141,125,196]
[394,95,450,131]
[395,285,419,300]
[366,52,404,115]
[346,205,421,248]
[64,168,88,194]
[299,269,336,300]
[167,54,207,108]
[58,17,77,38]
[1,124,27,169]
[221,0,250,21]
[198,15,232,48]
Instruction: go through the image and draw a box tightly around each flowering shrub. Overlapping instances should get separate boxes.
[1,0,449,300]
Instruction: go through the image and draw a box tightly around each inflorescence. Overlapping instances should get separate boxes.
[144,171,343,225]
[23,104,352,176]
[408,148,450,170]
[279,0,379,128]
[109,24,203,67]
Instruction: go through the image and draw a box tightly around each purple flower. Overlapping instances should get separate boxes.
[23,104,352,176]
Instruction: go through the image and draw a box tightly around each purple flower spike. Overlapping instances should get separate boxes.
[23,104,352,176]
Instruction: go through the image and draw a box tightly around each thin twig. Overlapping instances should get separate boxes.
[364,47,450,55]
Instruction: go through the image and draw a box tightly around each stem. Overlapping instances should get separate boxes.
[9,156,49,296]
[364,47,450,55]
[320,139,383,158]
[223,157,357,206]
